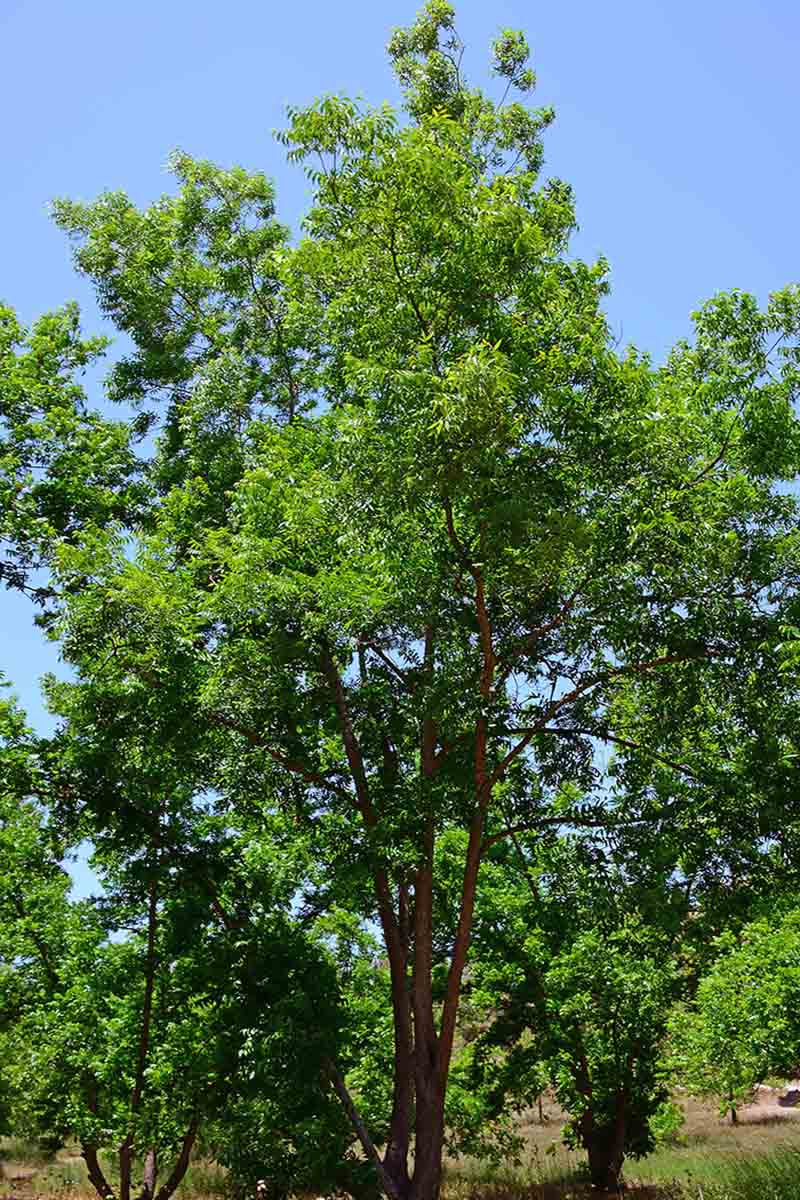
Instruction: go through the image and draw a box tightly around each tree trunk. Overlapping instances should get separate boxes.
[122,860,160,1200]
[728,1088,738,1125]
[83,1086,116,1200]
[382,885,413,1198]
[81,1143,116,1200]
[410,1078,445,1200]
[581,1102,626,1194]
[586,1133,624,1192]
[152,1118,198,1200]
[139,1149,158,1200]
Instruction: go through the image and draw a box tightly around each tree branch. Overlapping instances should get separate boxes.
[152,1118,199,1200]
[209,711,350,799]
[326,1061,404,1200]
[488,650,721,789]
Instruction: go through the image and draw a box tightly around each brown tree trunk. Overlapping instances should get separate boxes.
[586,1132,624,1192]
[81,1144,116,1200]
[120,872,159,1200]
[83,1085,116,1200]
[410,814,444,1200]
[410,1080,446,1200]
[582,1108,623,1195]
[381,879,413,1198]
[152,1119,198,1200]
[323,622,491,1200]
[578,1085,626,1193]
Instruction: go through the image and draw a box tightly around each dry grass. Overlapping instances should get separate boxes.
[4,1098,800,1200]
[442,1092,800,1199]
[0,1143,227,1200]
[631,1093,800,1189]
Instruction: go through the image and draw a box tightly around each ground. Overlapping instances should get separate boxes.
[446,1084,800,1198]
[3,1088,800,1200]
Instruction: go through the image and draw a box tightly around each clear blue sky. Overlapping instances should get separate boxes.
[2,0,798,729]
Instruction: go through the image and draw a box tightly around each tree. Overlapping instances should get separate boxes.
[668,909,800,1123]
[5,4,800,1199]
[463,837,681,1191]
[0,690,348,1200]
[0,305,142,604]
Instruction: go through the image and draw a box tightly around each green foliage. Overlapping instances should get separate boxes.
[0,304,143,602]
[3,4,800,1198]
[0,692,351,1200]
[543,925,674,1157]
[668,910,800,1120]
[464,840,683,1188]
[649,1099,686,1147]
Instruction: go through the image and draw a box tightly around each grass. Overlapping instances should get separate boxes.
[0,1143,228,1200]
[175,1160,229,1198]
[4,1098,800,1200]
[696,1146,800,1198]
[441,1093,800,1199]
[0,1135,58,1168]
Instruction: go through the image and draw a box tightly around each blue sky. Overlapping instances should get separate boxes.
[1,0,798,768]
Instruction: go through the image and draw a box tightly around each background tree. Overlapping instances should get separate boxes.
[0,687,349,1200]
[463,837,681,1190]
[668,909,800,1124]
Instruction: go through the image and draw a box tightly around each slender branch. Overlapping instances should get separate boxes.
[209,711,350,799]
[482,812,656,851]
[493,590,580,695]
[488,649,721,790]
[682,397,747,488]
[152,1118,199,1200]
[326,1061,404,1200]
[387,224,430,339]
[500,724,701,781]
[319,644,374,822]
[363,639,416,691]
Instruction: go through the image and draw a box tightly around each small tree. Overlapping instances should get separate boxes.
[668,910,800,1123]
[0,691,348,1200]
[466,839,680,1191]
[540,926,674,1189]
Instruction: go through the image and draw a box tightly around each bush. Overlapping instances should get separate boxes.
[649,1099,686,1146]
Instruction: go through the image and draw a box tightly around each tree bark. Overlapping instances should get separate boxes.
[81,1144,116,1200]
[327,1064,404,1200]
[322,645,414,1195]
[383,880,413,1196]
[582,1106,626,1193]
[152,1119,198,1200]
[83,1084,116,1200]
[586,1135,625,1193]
[137,1150,158,1200]
[120,871,159,1200]
[410,1080,446,1200]
[410,812,443,1200]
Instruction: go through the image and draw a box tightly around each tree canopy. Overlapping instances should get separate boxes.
[2,4,800,1198]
